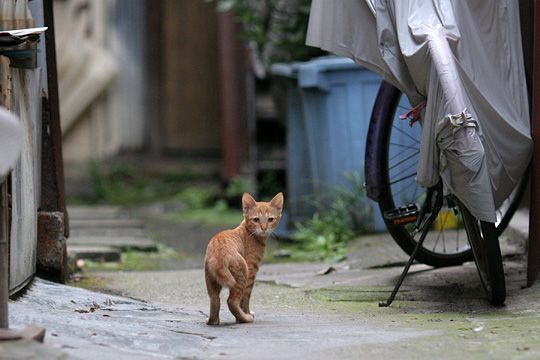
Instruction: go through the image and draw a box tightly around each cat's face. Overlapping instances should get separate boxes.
[242,192,284,237]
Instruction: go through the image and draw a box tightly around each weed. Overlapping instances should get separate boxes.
[162,201,243,228]
[225,176,256,200]
[257,170,285,201]
[290,172,371,262]
[175,186,219,209]
[165,185,244,227]
[72,161,200,205]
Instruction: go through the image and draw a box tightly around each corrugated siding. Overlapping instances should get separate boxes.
[106,0,146,152]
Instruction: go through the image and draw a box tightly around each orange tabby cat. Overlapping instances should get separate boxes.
[204,192,284,325]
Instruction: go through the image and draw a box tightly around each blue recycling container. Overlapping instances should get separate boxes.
[271,56,390,232]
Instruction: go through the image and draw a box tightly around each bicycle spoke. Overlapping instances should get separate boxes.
[392,124,421,145]
[411,181,419,205]
[391,178,418,199]
[456,213,461,252]
[388,147,416,163]
[433,214,448,253]
[441,212,448,253]
[389,150,420,171]
[389,142,420,151]
[389,172,416,186]
[397,104,410,111]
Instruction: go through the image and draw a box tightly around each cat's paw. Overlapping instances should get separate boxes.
[236,313,254,323]
[206,317,220,326]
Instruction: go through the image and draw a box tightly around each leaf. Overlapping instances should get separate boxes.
[217,0,237,12]
[316,266,336,275]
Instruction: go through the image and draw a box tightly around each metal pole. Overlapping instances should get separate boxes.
[528,0,540,287]
[0,181,9,328]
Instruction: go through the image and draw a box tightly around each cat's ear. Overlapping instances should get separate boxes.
[242,193,257,213]
[270,192,284,212]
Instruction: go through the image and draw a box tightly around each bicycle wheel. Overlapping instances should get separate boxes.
[458,201,506,305]
[366,81,525,267]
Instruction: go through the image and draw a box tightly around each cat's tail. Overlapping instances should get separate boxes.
[207,256,249,289]
[215,267,237,289]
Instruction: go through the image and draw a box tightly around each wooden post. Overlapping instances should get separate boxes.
[145,0,164,156]
[0,54,10,330]
[0,181,8,329]
[41,0,68,231]
[218,12,243,180]
[528,0,540,286]
[37,0,69,282]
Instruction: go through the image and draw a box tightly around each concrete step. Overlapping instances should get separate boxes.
[67,245,121,262]
[69,218,145,229]
[69,236,158,252]
[70,228,147,238]
[67,205,128,220]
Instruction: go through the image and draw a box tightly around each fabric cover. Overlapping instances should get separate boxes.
[306,0,532,222]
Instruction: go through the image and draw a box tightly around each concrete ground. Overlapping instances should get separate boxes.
[4,207,540,359]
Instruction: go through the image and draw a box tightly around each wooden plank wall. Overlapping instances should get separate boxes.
[161,0,221,155]
[7,65,42,294]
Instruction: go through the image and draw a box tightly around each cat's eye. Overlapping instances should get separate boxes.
[268,217,275,222]
[252,217,260,223]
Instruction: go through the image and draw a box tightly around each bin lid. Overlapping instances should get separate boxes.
[270,56,358,77]
[270,56,361,90]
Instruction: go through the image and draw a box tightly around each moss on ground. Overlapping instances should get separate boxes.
[70,273,113,293]
[76,244,192,272]
[299,285,540,359]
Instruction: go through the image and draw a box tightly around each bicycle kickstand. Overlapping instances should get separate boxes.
[379,185,443,307]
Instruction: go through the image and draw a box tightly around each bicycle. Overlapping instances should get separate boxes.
[365,81,528,306]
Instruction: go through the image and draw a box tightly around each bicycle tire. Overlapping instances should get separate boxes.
[458,201,506,305]
[366,81,524,267]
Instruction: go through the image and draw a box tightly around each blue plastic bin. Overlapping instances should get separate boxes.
[271,56,387,232]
